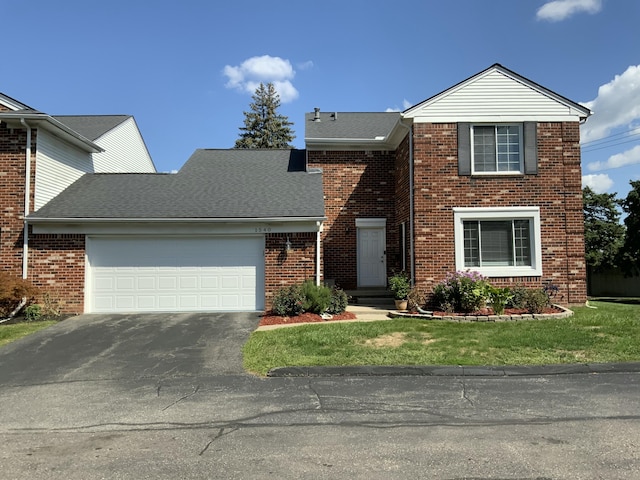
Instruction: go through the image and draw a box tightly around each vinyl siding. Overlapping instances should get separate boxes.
[92,117,155,173]
[409,70,579,121]
[34,130,93,210]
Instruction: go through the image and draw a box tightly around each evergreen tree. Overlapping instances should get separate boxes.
[234,82,295,149]
[583,186,625,272]
[620,180,640,276]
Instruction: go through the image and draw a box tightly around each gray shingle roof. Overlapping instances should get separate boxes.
[30,149,325,220]
[305,111,400,140]
[53,115,131,141]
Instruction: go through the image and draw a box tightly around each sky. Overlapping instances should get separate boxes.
[1,0,638,200]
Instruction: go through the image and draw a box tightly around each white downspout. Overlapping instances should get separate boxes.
[408,125,415,285]
[20,118,32,280]
[316,222,322,285]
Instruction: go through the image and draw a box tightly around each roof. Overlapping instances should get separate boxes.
[305,111,405,150]
[29,149,325,221]
[53,115,131,141]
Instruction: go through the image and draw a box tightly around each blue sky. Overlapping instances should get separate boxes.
[2,0,638,199]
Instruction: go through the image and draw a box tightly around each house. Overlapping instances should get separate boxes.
[1,64,591,314]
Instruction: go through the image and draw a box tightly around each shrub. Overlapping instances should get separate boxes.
[24,304,42,321]
[272,284,304,317]
[301,280,332,314]
[327,287,348,314]
[523,288,550,314]
[0,272,40,317]
[388,272,411,300]
[488,286,512,315]
[431,270,489,313]
[508,285,529,309]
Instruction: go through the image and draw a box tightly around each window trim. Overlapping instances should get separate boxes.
[453,207,542,277]
[470,124,524,175]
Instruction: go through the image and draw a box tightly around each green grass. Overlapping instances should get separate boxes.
[0,320,57,348]
[243,301,640,376]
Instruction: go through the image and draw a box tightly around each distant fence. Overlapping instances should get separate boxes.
[588,268,640,297]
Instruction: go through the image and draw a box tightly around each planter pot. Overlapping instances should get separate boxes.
[394,299,408,311]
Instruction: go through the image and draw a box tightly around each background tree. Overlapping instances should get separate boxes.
[583,186,625,272]
[234,82,295,149]
[619,180,640,276]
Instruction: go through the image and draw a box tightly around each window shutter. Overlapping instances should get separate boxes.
[523,122,538,175]
[458,123,471,176]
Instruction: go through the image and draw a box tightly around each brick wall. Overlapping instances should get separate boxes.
[411,122,587,305]
[29,231,85,314]
[307,150,399,289]
[265,232,318,310]
[0,123,36,275]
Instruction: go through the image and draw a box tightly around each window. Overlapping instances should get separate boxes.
[472,125,522,174]
[454,207,542,277]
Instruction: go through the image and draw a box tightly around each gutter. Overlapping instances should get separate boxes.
[27,216,328,224]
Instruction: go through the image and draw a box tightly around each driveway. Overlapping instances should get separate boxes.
[0,312,260,386]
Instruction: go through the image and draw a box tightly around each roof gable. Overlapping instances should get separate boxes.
[403,64,591,123]
[0,92,35,111]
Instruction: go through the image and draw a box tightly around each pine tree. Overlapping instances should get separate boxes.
[234,82,295,149]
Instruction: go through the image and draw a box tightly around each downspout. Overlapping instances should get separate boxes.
[396,120,415,285]
[316,222,322,285]
[20,118,32,280]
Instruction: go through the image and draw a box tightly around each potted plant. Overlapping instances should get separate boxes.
[388,272,411,310]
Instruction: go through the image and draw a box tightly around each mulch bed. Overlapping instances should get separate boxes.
[259,311,357,326]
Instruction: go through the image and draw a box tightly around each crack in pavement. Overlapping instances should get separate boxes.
[199,426,239,456]
[161,385,200,411]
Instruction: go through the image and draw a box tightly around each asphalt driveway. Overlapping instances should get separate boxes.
[0,312,260,386]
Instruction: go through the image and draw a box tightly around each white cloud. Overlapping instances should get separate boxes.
[536,0,602,22]
[582,173,614,193]
[580,65,640,144]
[297,60,314,71]
[587,144,640,172]
[223,55,299,103]
[385,99,413,112]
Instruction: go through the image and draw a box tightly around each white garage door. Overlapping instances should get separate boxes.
[87,236,264,313]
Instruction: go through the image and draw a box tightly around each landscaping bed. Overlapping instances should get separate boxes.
[259,311,357,326]
[389,304,572,322]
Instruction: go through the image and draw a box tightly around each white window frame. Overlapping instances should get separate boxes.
[471,124,524,175]
[453,207,542,277]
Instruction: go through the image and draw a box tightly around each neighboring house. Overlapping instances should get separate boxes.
[1,64,591,314]
[0,93,155,310]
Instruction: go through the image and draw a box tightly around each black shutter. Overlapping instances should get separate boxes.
[523,122,538,175]
[458,122,471,176]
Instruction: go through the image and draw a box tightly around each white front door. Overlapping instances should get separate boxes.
[357,225,387,287]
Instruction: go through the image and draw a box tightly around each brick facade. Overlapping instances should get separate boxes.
[307,150,400,289]
[308,121,587,307]
[265,232,318,309]
[411,122,586,305]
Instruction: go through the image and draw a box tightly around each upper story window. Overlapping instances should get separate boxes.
[457,122,537,176]
[472,125,522,174]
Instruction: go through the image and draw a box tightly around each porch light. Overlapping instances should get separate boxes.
[285,236,292,252]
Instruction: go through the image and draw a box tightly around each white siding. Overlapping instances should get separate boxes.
[92,117,155,173]
[407,70,582,122]
[34,130,93,210]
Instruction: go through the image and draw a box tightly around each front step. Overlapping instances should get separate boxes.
[345,289,395,308]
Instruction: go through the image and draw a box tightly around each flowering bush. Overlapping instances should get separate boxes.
[431,270,489,313]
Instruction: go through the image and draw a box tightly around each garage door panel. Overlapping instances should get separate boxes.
[88,237,264,312]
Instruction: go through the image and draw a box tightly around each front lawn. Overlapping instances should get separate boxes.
[243,301,640,376]
[0,320,57,348]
